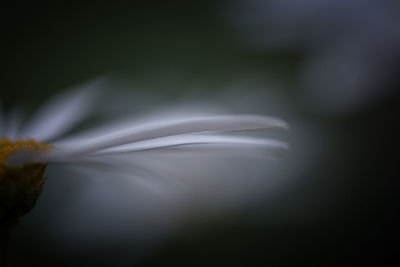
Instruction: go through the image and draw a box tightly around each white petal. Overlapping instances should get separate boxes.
[4,150,44,166]
[21,78,106,141]
[51,107,224,145]
[4,107,25,140]
[0,102,4,136]
[54,115,288,156]
[91,134,289,156]
[39,152,162,184]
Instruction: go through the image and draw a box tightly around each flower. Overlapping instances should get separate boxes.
[0,79,288,223]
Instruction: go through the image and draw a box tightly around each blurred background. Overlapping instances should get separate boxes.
[1,1,399,266]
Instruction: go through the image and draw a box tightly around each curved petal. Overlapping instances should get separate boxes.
[21,78,106,141]
[4,107,25,140]
[90,134,289,156]
[54,114,289,156]
[0,102,4,136]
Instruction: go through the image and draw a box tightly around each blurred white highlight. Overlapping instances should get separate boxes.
[20,78,107,141]
[3,79,314,253]
[224,0,400,113]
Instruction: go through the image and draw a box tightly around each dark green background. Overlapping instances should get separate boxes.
[1,2,399,266]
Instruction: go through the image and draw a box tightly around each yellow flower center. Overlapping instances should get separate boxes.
[0,138,54,222]
[0,138,54,167]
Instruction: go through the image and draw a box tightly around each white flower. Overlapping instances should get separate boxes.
[0,79,288,222]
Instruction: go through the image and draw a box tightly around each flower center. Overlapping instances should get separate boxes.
[0,138,54,167]
[0,138,54,222]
